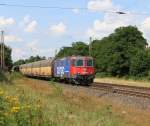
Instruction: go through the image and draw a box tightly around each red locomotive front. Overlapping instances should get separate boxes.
[70,56,95,85]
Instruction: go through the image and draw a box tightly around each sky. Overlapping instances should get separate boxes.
[1,0,150,61]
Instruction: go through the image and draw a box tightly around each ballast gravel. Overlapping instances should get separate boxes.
[58,83,150,110]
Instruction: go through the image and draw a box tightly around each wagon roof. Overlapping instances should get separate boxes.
[20,58,54,67]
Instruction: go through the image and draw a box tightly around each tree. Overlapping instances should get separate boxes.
[56,41,89,58]
[91,26,148,76]
[72,42,89,56]
[13,59,25,66]
[56,47,74,58]
[0,44,13,70]
[130,49,150,77]
[25,55,46,63]
[14,55,46,66]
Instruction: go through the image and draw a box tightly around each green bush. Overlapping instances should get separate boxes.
[0,72,8,82]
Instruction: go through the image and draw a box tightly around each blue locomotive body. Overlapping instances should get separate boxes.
[53,58,71,79]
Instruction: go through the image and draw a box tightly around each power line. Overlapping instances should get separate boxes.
[0,3,87,10]
[1,3,150,16]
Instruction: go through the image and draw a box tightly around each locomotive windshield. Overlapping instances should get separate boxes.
[87,59,93,66]
[72,58,93,67]
[75,59,83,66]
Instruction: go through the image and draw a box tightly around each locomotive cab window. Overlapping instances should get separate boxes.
[87,59,93,66]
[76,59,83,67]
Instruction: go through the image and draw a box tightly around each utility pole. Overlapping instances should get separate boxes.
[0,31,5,71]
[89,37,92,56]
[0,31,2,70]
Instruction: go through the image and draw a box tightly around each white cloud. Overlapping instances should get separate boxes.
[72,8,80,14]
[26,40,56,57]
[38,48,56,56]
[5,35,22,43]
[14,48,22,54]
[88,0,117,12]
[12,40,38,61]
[87,13,136,38]
[139,17,150,42]
[23,15,31,24]
[27,40,38,52]
[140,17,150,32]
[49,22,66,35]
[12,48,29,61]
[24,20,38,33]
[0,17,15,26]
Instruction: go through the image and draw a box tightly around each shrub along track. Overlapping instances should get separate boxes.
[92,82,150,99]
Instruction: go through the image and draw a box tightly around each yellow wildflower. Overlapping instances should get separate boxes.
[11,97,19,105]
[5,96,19,103]
[11,106,20,113]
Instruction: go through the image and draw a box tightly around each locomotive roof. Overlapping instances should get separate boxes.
[70,56,93,59]
[55,56,93,61]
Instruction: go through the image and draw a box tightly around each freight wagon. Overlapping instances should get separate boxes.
[19,59,53,78]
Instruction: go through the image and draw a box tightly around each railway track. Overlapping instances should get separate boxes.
[92,82,150,99]
[31,78,150,99]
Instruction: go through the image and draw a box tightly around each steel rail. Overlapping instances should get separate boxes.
[92,82,150,99]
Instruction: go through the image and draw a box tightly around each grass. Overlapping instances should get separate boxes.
[95,76,150,87]
[0,73,150,126]
[94,77,150,87]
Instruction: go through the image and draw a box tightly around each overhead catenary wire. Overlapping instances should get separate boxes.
[0,3,88,10]
[0,3,150,16]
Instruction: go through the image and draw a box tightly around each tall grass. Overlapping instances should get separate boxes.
[0,87,51,126]
[0,73,147,126]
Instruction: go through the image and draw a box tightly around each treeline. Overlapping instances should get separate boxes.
[57,26,150,78]
[13,55,46,66]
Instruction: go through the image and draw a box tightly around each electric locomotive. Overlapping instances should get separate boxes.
[53,56,95,85]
